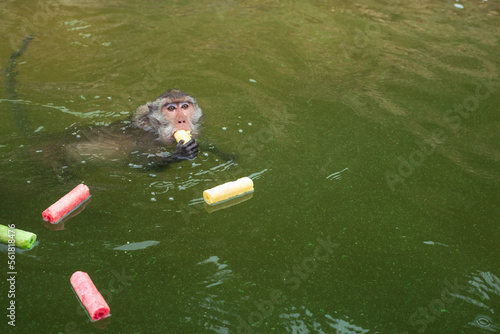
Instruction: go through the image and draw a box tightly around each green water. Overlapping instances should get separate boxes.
[1,0,499,333]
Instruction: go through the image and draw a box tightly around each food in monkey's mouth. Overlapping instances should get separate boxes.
[174,130,192,143]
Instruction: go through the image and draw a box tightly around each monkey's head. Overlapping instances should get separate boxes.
[133,89,203,143]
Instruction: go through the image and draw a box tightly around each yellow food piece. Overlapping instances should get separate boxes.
[174,130,192,143]
[203,177,254,205]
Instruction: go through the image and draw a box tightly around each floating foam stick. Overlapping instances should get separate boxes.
[42,184,90,224]
[70,271,110,321]
[174,130,192,143]
[0,224,37,249]
[203,177,254,205]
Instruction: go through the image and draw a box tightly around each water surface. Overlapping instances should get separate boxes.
[1,0,499,333]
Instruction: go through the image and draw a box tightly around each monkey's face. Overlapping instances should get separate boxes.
[162,100,195,132]
[157,98,201,142]
[133,89,203,144]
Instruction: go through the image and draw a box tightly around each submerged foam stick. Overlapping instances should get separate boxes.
[42,184,90,224]
[0,224,37,249]
[70,271,110,321]
[174,130,192,143]
[203,177,254,205]
[205,192,254,213]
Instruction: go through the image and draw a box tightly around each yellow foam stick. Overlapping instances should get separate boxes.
[203,177,254,205]
[174,130,192,143]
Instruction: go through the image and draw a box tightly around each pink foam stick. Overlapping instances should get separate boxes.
[70,271,110,321]
[42,184,90,223]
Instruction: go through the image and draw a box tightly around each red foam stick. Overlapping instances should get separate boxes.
[42,184,90,223]
[70,271,110,321]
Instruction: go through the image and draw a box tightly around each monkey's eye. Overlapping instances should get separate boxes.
[166,104,176,111]
[181,103,190,109]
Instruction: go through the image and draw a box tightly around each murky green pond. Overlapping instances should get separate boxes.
[1,0,499,333]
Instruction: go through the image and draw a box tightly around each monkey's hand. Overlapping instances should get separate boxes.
[173,139,199,160]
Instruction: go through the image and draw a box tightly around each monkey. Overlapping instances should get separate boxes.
[35,89,209,176]
[132,88,203,161]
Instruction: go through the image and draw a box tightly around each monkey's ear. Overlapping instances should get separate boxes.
[136,104,150,116]
[147,102,156,113]
[133,103,159,132]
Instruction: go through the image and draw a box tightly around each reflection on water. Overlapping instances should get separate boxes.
[198,255,234,289]
[326,167,350,181]
[280,306,370,334]
[113,240,160,251]
[454,271,500,332]
[191,255,239,333]
[471,315,500,332]
[457,271,500,313]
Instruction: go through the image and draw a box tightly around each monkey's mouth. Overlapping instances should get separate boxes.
[162,127,194,143]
